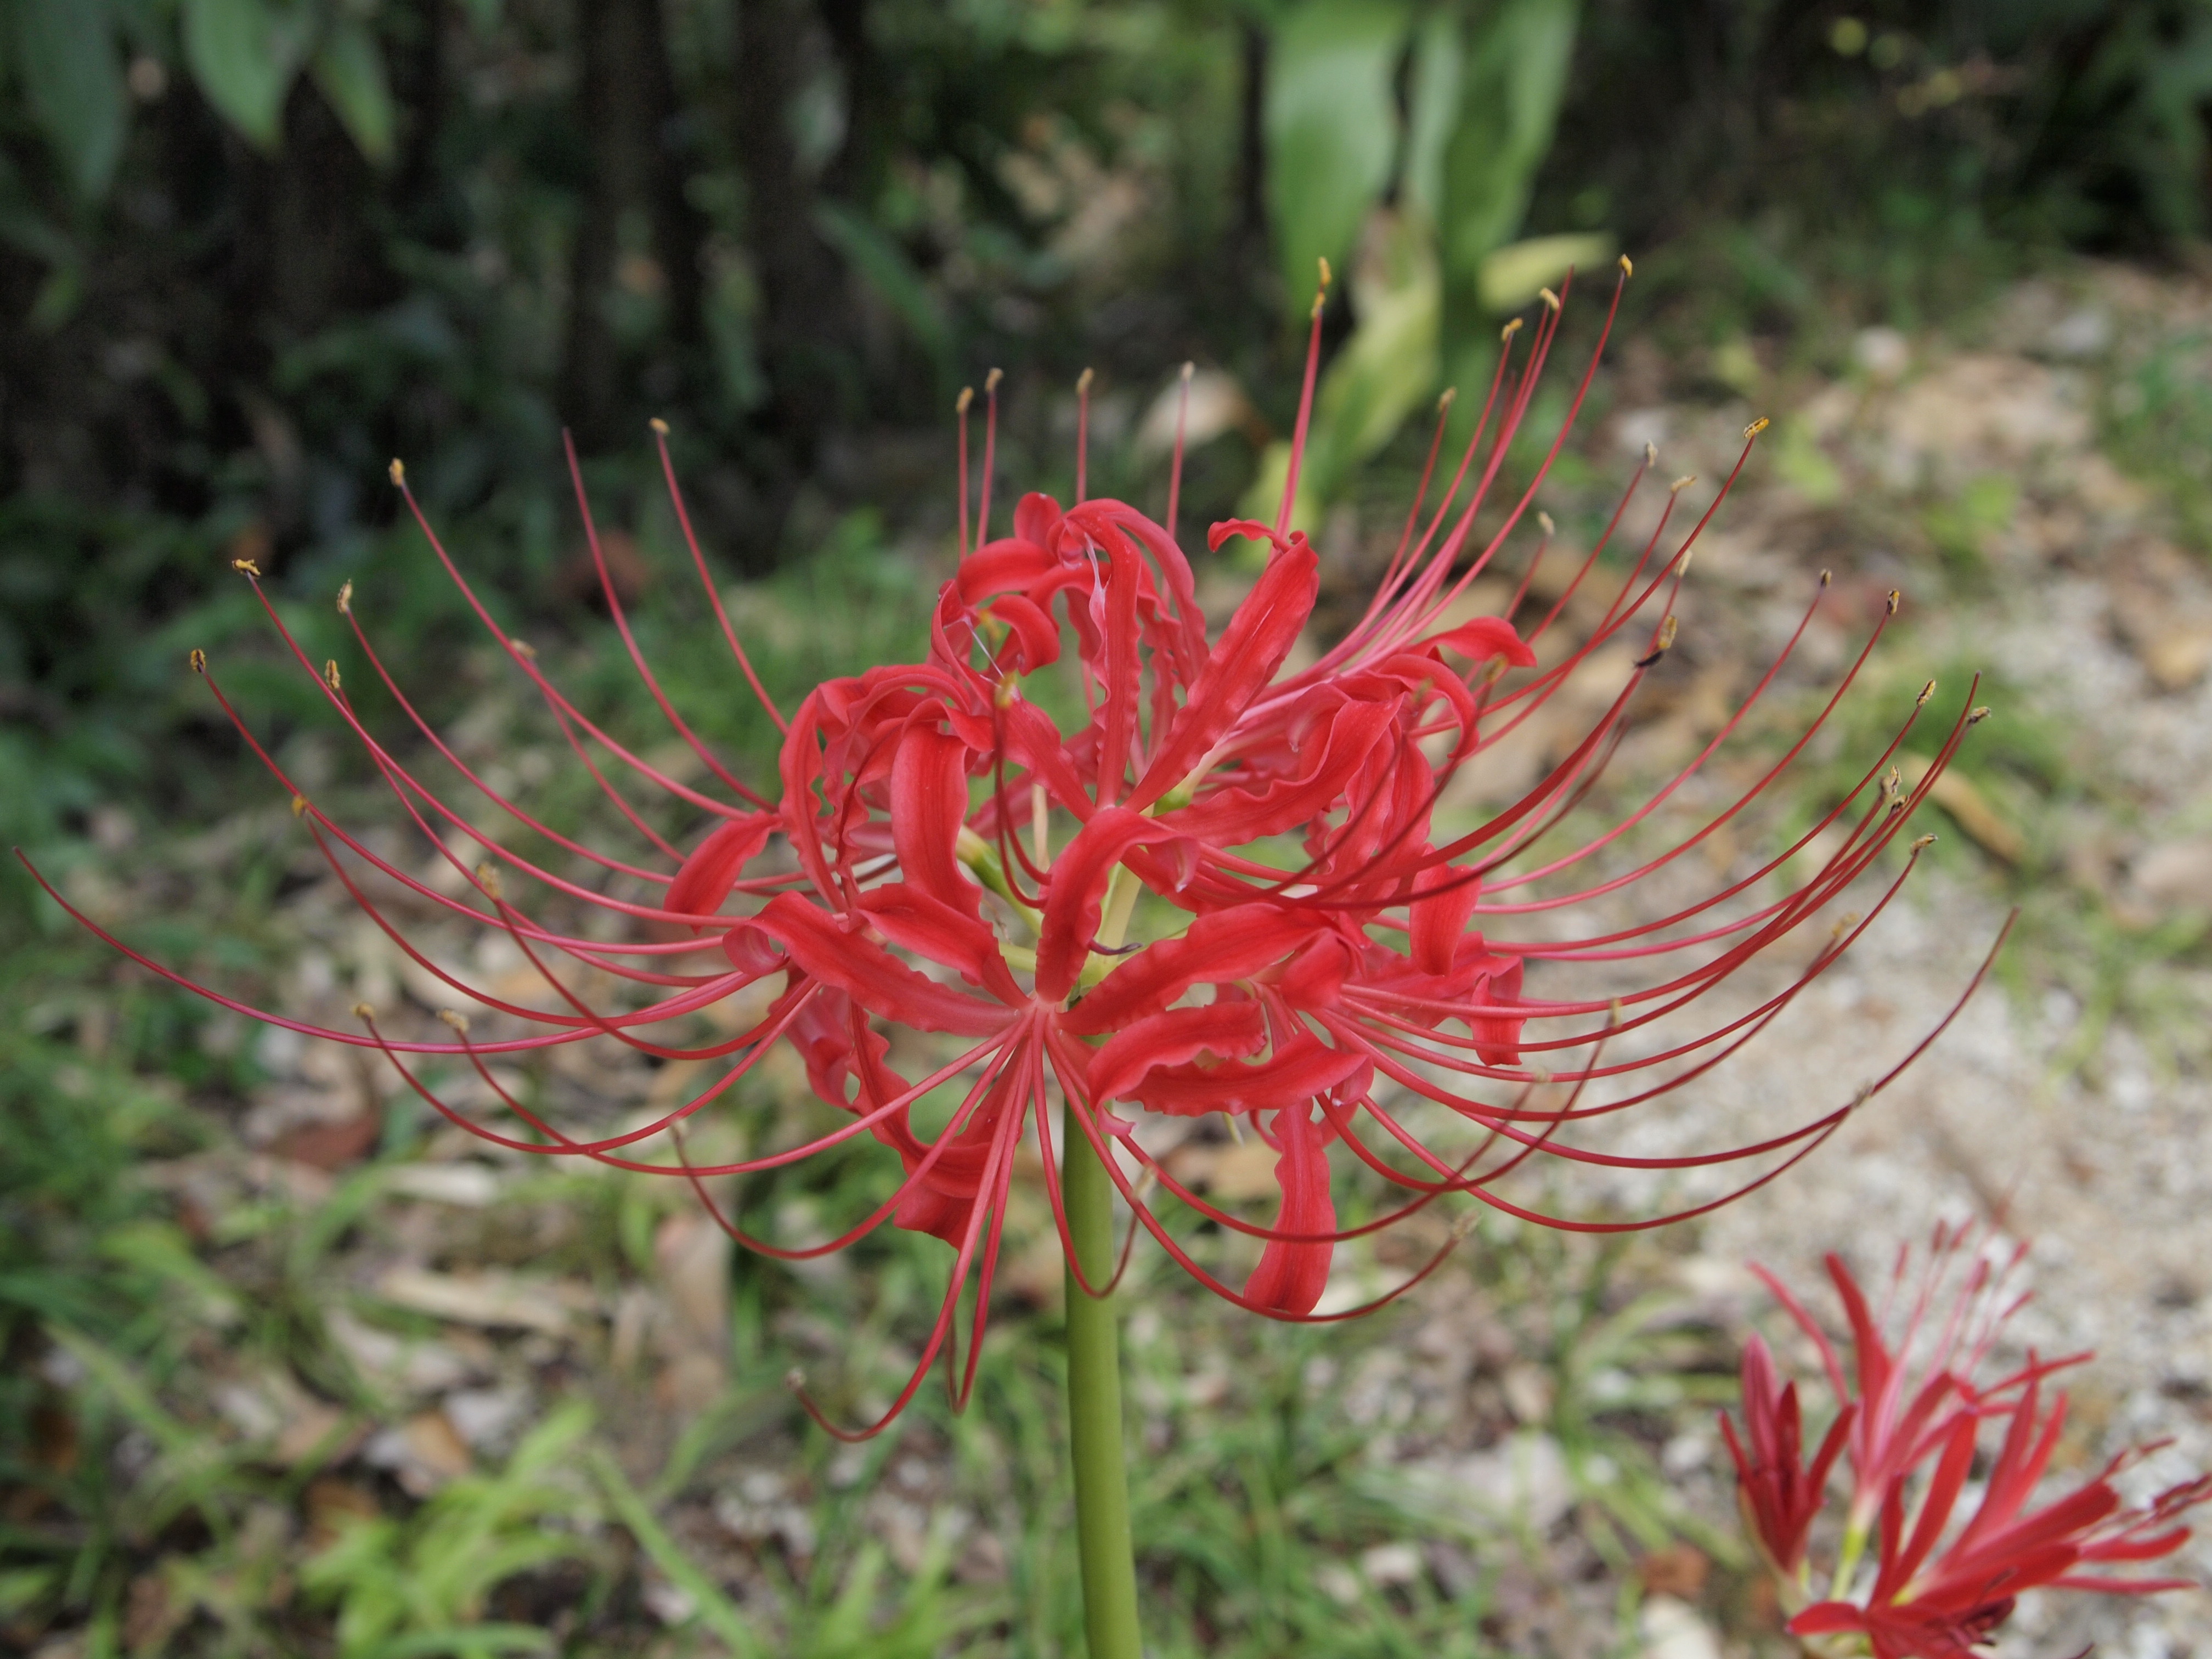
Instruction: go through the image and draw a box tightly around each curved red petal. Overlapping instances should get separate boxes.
[745,894,1012,1037]
[1132,538,1317,809]
[1125,1036,1367,1118]
[1063,903,1316,1036]
[1242,1098,1338,1315]
[664,811,777,919]
[1087,1000,1268,1104]
[1424,614,1536,668]
[891,719,980,915]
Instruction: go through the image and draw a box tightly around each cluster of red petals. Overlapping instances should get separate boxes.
[33,265,1997,1437]
[1728,1228,2211,1659]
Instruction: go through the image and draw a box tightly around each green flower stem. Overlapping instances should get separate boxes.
[1830,1517,1870,1604]
[1062,1114,1142,1659]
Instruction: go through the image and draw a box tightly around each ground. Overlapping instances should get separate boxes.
[10,257,2212,1658]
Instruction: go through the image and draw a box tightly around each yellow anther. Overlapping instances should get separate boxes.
[475,862,503,900]
[1744,416,1771,439]
[291,794,308,817]
[1537,511,1555,537]
[509,637,536,661]
[188,648,206,674]
[1968,704,1992,725]
[650,416,669,436]
[1819,568,1833,587]
[1886,589,1902,616]
[1669,474,1697,494]
[337,579,353,614]
[984,366,1003,393]
[1436,386,1457,414]
[1910,834,1938,853]
[1076,366,1094,393]
[1644,441,1658,466]
[957,386,974,414]
[388,458,405,486]
[1916,679,1936,707]
[438,1008,470,1034]
[1501,317,1523,341]
[352,1001,376,1022]
[231,557,261,577]
[1656,614,1679,651]
[1317,255,1332,291]
[1538,286,1561,312]
[323,659,341,692]
[1618,253,1634,277]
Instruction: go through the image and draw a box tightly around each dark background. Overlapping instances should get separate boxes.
[4,0,2211,865]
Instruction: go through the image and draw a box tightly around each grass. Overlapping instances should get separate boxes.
[9,235,2210,1658]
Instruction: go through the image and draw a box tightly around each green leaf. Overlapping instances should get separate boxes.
[1478,230,1613,313]
[1401,8,1463,225]
[1435,0,1581,417]
[27,261,82,330]
[590,1447,766,1659]
[310,19,397,167]
[813,200,952,391]
[1438,0,1579,281]
[0,194,77,267]
[1264,0,1411,319]
[365,1626,553,1658]
[15,0,128,200]
[182,0,308,151]
[1242,207,1441,532]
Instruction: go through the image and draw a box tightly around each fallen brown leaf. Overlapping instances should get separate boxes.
[1637,1543,1711,1600]
[372,1267,578,1335]
[2142,625,2212,692]
[1900,755,2025,864]
[304,1477,383,1549]
[1164,1138,1280,1202]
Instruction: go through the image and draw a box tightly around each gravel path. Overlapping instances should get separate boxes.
[1548,267,2212,1656]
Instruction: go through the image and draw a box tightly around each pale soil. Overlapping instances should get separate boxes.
[1533,262,2212,1659]
[110,260,2212,1658]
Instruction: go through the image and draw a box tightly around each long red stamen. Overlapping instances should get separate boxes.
[978,368,1002,552]
[1165,360,1193,542]
[1074,366,1093,503]
[1276,258,1330,536]
[652,420,788,735]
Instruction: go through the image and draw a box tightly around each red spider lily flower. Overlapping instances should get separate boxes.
[1723,1331,1855,1578]
[1753,1226,2072,1543]
[1729,1229,2212,1657]
[27,261,2002,1438]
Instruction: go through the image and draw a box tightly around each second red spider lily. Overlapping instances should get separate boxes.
[1729,1230,2212,1659]
[30,260,1997,1438]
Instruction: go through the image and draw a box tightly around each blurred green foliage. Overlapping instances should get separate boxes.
[2,0,2210,896]
[5,4,2212,1651]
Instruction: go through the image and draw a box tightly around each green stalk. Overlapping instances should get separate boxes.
[1062,853,1143,1658]
[1062,1114,1142,1659]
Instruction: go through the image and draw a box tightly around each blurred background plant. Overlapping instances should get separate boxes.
[5,0,2212,858]
[11,1,2212,1655]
